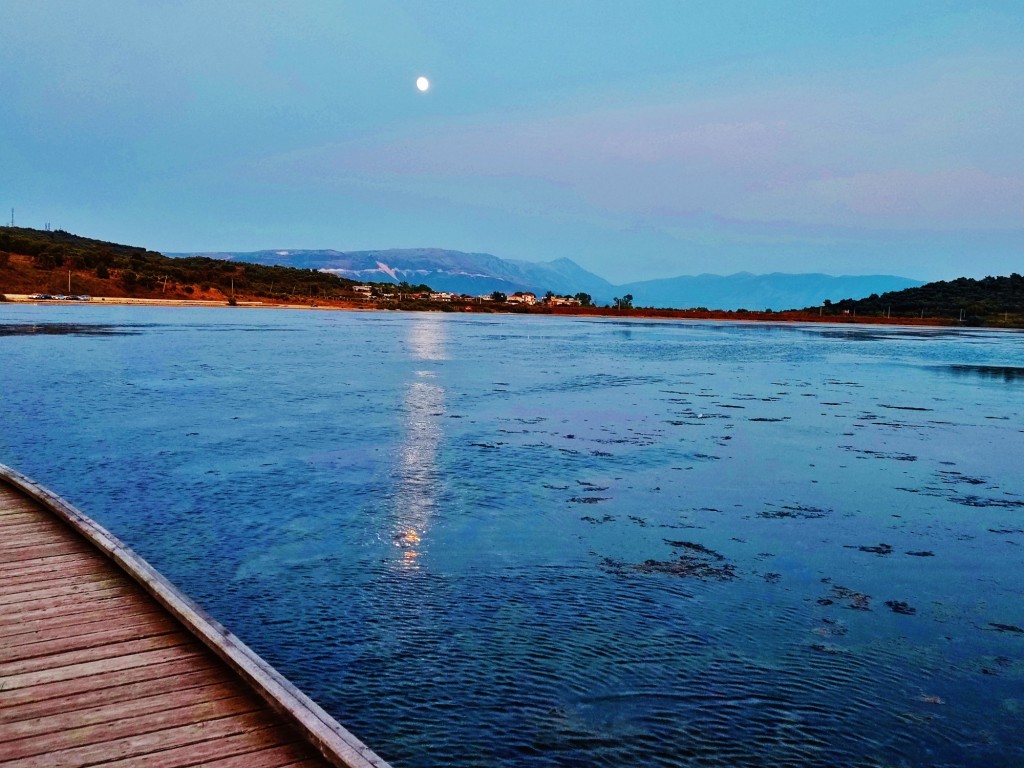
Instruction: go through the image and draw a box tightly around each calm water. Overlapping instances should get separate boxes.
[2,304,1023,767]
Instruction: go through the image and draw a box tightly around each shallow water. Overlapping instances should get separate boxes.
[2,304,1023,767]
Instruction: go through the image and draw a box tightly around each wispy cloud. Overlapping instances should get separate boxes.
[260,50,1023,236]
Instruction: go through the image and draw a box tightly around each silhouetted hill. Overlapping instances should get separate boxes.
[0,227,362,301]
[811,273,1024,326]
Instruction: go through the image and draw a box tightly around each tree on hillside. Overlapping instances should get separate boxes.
[574,292,593,307]
[32,251,55,270]
[614,294,634,309]
[490,291,507,302]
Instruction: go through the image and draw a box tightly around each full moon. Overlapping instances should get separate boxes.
[416,76,430,92]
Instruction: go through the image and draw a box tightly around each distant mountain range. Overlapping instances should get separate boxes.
[171,248,922,310]
[616,272,923,312]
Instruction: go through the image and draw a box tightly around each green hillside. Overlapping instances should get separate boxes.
[0,227,376,300]
[811,273,1024,327]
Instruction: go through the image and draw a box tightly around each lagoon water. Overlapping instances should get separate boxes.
[2,303,1023,767]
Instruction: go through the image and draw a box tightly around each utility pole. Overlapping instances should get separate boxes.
[68,270,72,293]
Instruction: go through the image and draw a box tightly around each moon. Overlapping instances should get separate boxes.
[416,76,430,92]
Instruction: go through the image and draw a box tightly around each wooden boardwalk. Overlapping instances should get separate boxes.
[0,468,391,768]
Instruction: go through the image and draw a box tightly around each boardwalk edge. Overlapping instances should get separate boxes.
[0,463,394,768]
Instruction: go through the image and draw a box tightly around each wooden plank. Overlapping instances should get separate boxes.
[0,518,69,537]
[0,502,37,514]
[94,724,300,768]
[0,521,78,542]
[0,516,68,535]
[0,510,69,527]
[0,602,162,642]
[0,559,115,589]
[200,743,324,768]
[0,585,137,622]
[0,665,226,725]
[0,530,79,550]
[0,513,44,526]
[0,641,202,691]
[0,551,106,570]
[0,655,218,711]
[0,574,125,605]
[1,569,124,593]
[0,592,135,627]
[2,712,282,768]
[0,507,36,517]
[1,680,245,742]
[0,571,126,600]
[0,632,190,677]
[0,515,51,531]
[0,551,99,575]
[0,697,267,764]
[0,541,91,564]
[1,620,179,665]
[0,533,84,553]
[0,608,173,656]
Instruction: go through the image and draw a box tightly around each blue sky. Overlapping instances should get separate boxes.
[2,1,1021,282]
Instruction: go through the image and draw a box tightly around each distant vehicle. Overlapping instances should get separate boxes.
[77,295,91,301]
[29,293,46,299]
[53,295,68,301]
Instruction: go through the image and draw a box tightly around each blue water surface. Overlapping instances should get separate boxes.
[2,304,1023,767]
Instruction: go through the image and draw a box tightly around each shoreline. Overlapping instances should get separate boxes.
[0,293,999,330]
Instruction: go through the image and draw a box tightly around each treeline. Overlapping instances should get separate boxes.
[809,273,1024,326]
[0,226,397,300]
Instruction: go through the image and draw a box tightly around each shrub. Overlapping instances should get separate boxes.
[33,251,55,269]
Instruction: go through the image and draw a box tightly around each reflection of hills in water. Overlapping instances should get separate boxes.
[0,322,143,336]
[944,364,1024,382]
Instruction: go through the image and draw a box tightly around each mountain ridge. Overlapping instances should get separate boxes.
[170,248,921,310]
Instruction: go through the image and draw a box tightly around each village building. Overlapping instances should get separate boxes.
[544,295,581,307]
[506,292,537,305]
